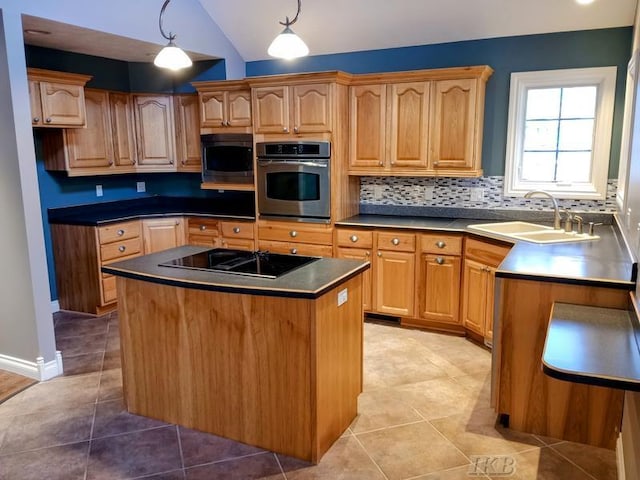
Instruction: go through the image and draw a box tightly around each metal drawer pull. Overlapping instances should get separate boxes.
[436,241,446,248]
[350,235,358,243]
[118,246,126,252]
[290,248,298,254]
[45,117,52,123]
[33,117,40,123]
[294,126,299,133]
[391,238,400,246]
[199,225,206,231]
[377,252,382,257]
[365,251,370,257]
[233,227,241,234]
[117,229,125,236]
[435,257,444,265]
[290,231,298,238]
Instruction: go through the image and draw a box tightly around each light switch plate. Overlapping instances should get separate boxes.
[136,181,146,193]
[424,186,434,201]
[337,288,348,306]
[96,185,103,197]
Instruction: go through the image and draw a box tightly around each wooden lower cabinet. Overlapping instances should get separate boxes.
[142,217,186,254]
[336,247,372,311]
[187,217,256,251]
[418,254,461,325]
[258,220,333,257]
[374,249,415,316]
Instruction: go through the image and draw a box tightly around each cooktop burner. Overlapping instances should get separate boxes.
[159,248,320,279]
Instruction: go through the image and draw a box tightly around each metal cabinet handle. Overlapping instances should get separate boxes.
[118,246,126,252]
[433,161,439,166]
[199,225,206,231]
[169,159,174,165]
[33,117,40,123]
[117,229,125,236]
[290,230,298,238]
[226,121,231,127]
[377,251,382,257]
[435,257,444,265]
[220,121,226,126]
[283,127,289,133]
[109,161,114,166]
[175,221,180,225]
[378,161,384,166]
[290,248,298,254]
[391,238,400,246]
[233,227,241,234]
[45,117,52,123]
[365,251,370,257]
[294,126,299,133]
[436,241,446,248]
[350,235,358,243]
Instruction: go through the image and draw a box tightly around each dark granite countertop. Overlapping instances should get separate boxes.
[101,245,370,299]
[48,195,255,225]
[336,213,636,287]
[542,302,640,391]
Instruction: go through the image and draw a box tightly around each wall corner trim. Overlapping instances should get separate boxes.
[0,351,63,381]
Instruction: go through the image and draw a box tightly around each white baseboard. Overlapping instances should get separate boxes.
[0,351,63,381]
[51,300,60,313]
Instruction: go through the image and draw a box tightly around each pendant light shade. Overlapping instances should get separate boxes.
[154,0,192,71]
[268,0,309,60]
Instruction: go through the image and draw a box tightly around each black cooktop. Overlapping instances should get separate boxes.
[159,248,320,279]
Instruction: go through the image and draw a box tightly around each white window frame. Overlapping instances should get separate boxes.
[504,67,617,200]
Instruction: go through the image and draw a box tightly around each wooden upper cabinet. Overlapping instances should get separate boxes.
[65,89,113,170]
[133,95,176,170]
[174,94,202,172]
[252,83,332,135]
[429,78,479,173]
[389,82,430,169]
[108,92,137,169]
[27,68,91,128]
[349,84,386,169]
[199,89,251,130]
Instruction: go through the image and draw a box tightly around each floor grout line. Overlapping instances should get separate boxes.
[350,432,390,480]
[547,444,603,480]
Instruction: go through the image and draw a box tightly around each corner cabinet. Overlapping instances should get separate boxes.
[348,66,493,177]
[27,68,92,128]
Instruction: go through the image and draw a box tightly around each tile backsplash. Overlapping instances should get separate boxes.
[360,176,618,213]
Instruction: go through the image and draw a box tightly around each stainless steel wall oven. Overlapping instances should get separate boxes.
[256,141,331,222]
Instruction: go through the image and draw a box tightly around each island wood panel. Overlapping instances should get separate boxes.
[622,391,640,479]
[116,274,363,462]
[51,224,101,314]
[496,278,629,449]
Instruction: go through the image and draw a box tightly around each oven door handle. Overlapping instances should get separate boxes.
[258,160,328,168]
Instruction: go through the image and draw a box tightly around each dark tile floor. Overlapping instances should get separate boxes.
[0,311,618,480]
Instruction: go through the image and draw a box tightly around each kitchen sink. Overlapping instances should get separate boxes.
[468,221,600,244]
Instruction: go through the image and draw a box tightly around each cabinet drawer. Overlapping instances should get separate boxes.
[259,240,333,257]
[464,237,511,267]
[101,275,117,304]
[100,237,142,262]
[376,231,416,252]
[220,221,254,240]
[336,229,373,248]
[420,233,462,255]
[188,218,219,237]
[221,238,255,251]
[98,220,141,244]
[188,235,218,247]
[258,221,333,245]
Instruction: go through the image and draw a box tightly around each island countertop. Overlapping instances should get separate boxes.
[101,245,370,299]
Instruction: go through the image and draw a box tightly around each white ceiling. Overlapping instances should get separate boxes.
[22,0,639,64]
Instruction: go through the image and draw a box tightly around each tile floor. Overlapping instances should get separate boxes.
[0,311,618,480]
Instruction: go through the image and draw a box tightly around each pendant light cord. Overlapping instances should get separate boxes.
[279,0,302,27]
[158,0,176,41]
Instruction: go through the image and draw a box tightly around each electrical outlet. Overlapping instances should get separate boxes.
[96,185,103,197]
[373,185,384,200]
[424,186,434,201]
[470,187,484,202]
[136,181,146,193]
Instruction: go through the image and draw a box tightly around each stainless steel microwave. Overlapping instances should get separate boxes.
[201,133,254,184]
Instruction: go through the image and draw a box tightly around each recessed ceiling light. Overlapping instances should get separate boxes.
[23,29,51,35]
[575,0,595,4]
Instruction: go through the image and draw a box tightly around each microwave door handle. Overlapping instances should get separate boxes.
[258,160,273,166]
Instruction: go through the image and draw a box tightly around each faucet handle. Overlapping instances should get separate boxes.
[573,215,584,234]
[587,222,603,237]
[563,210,574,232]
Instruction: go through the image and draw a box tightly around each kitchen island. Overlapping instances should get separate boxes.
[102,246,369,463]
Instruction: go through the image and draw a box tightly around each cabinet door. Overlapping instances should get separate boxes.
[429,78,478,172]
[174,94,202,172]
[142,218,185,254]
[200,91,226,128]
[29,80,43,126]
[484,269,497,341]
[418,254,461,324]
[39,81,87,127]
[109,93,137,168]
[349,84,387,170]
[227,90,252,127]
[336,247,372,312]
[373,250,415,317]
[389,82,430,169]
[292,83,332,133]
[461,258,488,335]
[65,89,113,170]
[252,86,289,134]
[133,95,176,169]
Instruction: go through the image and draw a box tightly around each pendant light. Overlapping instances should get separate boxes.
[268,0,309,60]
[154,0,193,70]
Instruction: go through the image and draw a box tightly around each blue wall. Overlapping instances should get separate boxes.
[247,27,633,178]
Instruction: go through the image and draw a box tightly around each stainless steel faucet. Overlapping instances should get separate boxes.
[523,190,562,230]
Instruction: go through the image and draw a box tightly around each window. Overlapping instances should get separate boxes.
[504,67,617,199]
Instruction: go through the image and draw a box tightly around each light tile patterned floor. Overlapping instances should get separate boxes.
[0,312,618,480]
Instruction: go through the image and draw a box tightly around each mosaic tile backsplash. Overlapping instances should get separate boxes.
[360,176,618,213]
